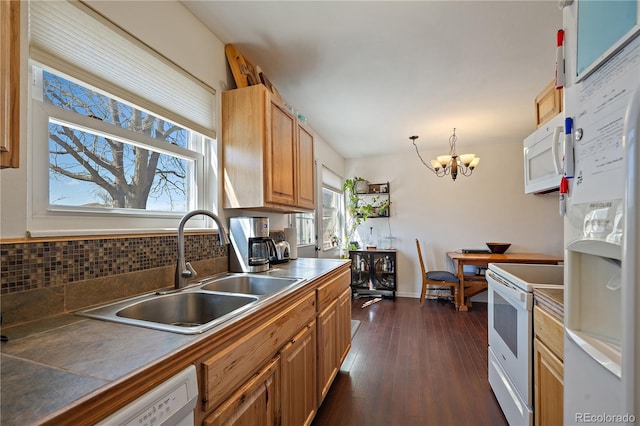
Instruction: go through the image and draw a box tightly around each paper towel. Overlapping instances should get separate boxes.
[284,227,297,259]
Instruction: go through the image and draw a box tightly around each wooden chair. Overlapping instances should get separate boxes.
[415,238,460,307]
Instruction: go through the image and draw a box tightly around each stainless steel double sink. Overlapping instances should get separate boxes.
[77,274,305,334]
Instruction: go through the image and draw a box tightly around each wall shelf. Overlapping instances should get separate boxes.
[355,182,390,218]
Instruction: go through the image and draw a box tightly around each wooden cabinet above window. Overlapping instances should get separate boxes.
[222,84,315,212]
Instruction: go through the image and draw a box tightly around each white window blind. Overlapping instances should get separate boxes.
[29,0,216,139]
[321,166,343,193]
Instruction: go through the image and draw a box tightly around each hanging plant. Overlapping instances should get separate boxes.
[343,177,391,250]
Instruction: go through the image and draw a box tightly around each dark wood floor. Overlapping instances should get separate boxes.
[313,297,508,426]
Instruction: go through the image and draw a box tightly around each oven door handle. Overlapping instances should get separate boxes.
[486,270,528,306]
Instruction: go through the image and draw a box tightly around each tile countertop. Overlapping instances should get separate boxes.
[0,258,349,426]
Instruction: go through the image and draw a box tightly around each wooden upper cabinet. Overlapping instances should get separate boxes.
[222,84,315,212]
[1,0,20,169]
[266,101,297,206]
[535,80,563,128]
[296,125,315,210]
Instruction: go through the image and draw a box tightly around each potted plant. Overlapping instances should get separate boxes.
[343,177,380,250]
[354,177,369,194]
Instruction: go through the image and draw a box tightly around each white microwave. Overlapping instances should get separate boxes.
[523,113,564,194]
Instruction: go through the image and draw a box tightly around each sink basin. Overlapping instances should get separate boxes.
[77,274,304,334]
[200,275,302,296]
[78,291,259,334]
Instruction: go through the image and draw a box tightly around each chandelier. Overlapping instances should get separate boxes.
[410,128,479,181]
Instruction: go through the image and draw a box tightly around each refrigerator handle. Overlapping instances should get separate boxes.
[551,125,563,175]
[622,85,639,417]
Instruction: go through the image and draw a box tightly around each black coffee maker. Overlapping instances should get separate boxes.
[229,217,276,272]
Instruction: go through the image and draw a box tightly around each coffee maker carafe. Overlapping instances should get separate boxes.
[229,217,276,272]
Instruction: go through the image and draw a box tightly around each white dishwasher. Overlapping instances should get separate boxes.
[97,365,199,426]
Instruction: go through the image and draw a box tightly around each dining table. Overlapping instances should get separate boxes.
[446,251,564,311]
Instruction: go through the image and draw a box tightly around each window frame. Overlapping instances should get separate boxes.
[294,212,316,247]
[27,63,215,237]
[320,186,343,251]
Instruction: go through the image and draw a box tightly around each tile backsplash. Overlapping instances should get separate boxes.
[0,233,228,326]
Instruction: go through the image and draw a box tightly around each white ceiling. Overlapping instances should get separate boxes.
[181,1,563,159]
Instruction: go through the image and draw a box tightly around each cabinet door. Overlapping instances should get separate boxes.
[349,251,370,288]
[371,253,396,290]
[205,356,280,426]
[337,287,352,366]
[296,125,315,209]
[266,101,296,207]
[281,321,317,426]
[1,0,20,169]
[317,299,338,404]
[534,337,563,426]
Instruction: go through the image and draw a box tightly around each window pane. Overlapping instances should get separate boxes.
[49,121,192,212]
[43,70,189,148]
[295,213,315,245]
[321,187,342,250]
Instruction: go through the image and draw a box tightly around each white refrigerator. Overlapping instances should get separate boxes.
[562,1,640,424]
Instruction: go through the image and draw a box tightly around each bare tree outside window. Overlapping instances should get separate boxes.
[43,71,195,212]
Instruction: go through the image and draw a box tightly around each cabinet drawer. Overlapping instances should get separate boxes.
[204,356,280,426]
[533,305,564,361]
[316,269,350,311]
[202,292,316,411]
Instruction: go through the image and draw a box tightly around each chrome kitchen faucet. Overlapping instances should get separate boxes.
[175,210,230,289]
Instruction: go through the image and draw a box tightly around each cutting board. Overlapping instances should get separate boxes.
[225,44,282,101]
[225,44,259,88]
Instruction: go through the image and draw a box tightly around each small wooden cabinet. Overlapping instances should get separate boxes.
[533,301,564,425]
[281,321,317,426]
[222,84,315,212]
[535,80,564,128]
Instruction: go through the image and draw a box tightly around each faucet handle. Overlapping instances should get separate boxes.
[181,262,198,279]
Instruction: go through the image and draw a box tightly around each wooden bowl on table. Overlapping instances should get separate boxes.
[486,242,511,254]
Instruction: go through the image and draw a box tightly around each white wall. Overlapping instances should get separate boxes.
[346,141,563,298]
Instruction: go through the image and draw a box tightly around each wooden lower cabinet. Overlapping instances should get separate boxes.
[317,287,352,404]
[336,287,352,366]
[533,304,564,426]
[201,292,316,414]
[534,337,563,426]
[317,299,339,403]
[205,356,280,426]
[281,321,317,426]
